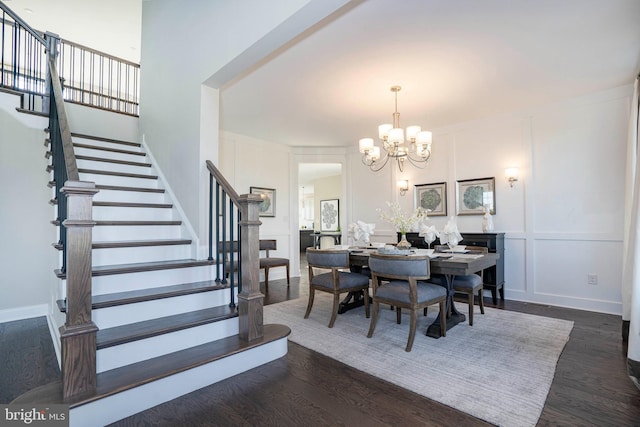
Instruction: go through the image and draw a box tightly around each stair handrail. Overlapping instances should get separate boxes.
[0,1,45,44]
[206,160,265,342]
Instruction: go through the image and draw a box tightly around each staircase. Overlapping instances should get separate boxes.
[13,126,290,426]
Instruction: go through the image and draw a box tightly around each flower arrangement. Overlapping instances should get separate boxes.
[377,202,426,234]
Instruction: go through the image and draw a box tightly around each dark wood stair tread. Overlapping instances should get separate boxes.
[11,324,291,408]
[49,199,172,208]
[78,168,158,180]
[51,220,182,226]
[95,184,165,193]
[53,238,191,251]
[55,259,214,278]
[56,280,226,312]
[73,142,146,157]
[75,154,152,168]
[96,306,238,349]
[71,132,141,148]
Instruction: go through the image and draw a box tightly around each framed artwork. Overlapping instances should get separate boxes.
[414,182,447,216]
[320,199,340,231]
[456,177,495,215]
[250,186,275,217]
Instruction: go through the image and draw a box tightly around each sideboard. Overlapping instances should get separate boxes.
[401,232,505,304]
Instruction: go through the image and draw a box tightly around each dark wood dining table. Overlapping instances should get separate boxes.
[348,249,499,338]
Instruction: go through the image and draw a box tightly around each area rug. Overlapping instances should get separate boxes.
[264,294,573,427]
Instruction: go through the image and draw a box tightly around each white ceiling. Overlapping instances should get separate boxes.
[6,0,639,153]
[220,0,640,148]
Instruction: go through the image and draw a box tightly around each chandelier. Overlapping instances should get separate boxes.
[359,86,432,172]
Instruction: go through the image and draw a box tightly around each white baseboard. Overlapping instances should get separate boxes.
[0,304,48,323]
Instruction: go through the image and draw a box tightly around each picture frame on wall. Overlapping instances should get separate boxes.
[414,182,447,216]
[320,199,340,231]
[250,186,275,217]
[456,177,495,215]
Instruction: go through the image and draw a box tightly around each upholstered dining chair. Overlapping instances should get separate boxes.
[259,239,290,291]
[368,253,447,351]
[430,245,488,326]
[305,248,370,328]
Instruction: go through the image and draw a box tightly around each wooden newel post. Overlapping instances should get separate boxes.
[59,180,99,400]
[237,193,264,341]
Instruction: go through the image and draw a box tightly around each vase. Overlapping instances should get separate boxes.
[397,233,412,250]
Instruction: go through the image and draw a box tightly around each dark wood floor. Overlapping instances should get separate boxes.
[3,272,640,426]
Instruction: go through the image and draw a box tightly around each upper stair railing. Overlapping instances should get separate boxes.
[0,1,139,115]
[207,161,265,342]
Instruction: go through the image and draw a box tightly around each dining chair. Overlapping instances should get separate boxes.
[430,245,488,326]
[367,253,447,351]
[305,248,371,328]
[259,239,290,291]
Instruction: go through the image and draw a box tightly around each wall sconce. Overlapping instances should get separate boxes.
[505,168,519,188]
[398,179,409,196]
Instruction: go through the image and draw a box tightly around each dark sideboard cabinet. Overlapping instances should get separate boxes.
[402,232,505,304]
[300,229,315,252]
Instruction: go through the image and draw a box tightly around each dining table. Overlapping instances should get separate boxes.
[348,248,499,338]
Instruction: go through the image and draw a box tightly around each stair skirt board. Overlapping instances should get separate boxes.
[97,317,240,373]
[90,244,191,266]
[71,338,288,427]
[92,288,238,329]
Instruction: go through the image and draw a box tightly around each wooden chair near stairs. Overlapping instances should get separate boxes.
[259,239,290,290]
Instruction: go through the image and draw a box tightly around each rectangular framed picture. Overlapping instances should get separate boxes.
[456,177,495,215]
[414,182,447,216]
[320,199,340,231]
[250,186,275,217]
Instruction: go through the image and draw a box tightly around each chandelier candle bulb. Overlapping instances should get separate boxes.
[359,138,374,153]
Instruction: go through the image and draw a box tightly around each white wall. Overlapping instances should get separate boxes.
[138,0,317,245]
[347,85,631,314]
[0,92,57,321]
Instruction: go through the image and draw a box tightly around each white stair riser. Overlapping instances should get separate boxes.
[90,265,216,295]
[72,138,143,153]
[77,158,153,175]
[91,244,192,267]
[79,172,159,188]
[93,288,237,329]
[92,206,174,221]
[92,225,182,241]
[74,146,147,163]
[93,189,167,204]
[71,339,288,427]
[96,317,240,373]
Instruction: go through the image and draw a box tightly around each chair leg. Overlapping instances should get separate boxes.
[286,264,290,287]
[304,288,315,319]
[439,300,446,337]
[367,301,380,338]
[467,292,474,326]
[328,293,340,328]
[363,289,370,318]
[478,289,485,314]
[264,267,269,291]
[396,307,402,324]
[406,310,418,352]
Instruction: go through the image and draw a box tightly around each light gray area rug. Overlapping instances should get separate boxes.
[264,294,573,427]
